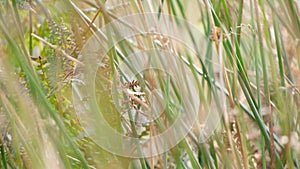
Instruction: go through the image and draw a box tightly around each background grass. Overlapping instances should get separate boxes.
[0,0,299,168]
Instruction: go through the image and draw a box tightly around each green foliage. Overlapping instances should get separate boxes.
[0,0,299,169]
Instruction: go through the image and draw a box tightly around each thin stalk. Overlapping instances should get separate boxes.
[236,0,244,44]
[31,33,84,65]
[29,0,32,56]
[254,0,270,106]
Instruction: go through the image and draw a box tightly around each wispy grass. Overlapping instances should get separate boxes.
[0,0,299,168]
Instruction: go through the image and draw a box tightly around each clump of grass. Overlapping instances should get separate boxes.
[0,0,299,169]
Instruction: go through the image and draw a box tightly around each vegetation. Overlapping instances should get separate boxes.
[0,0,299,168]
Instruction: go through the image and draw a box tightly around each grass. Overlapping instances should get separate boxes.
[0,0,299,168]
